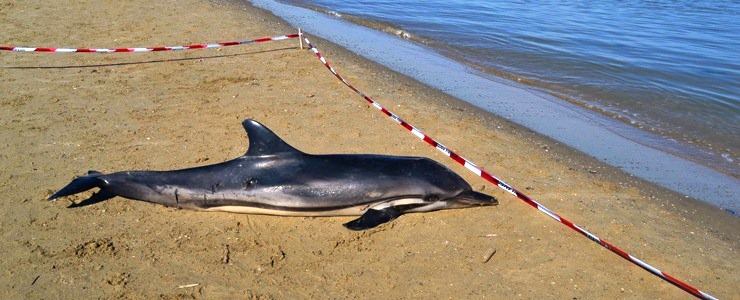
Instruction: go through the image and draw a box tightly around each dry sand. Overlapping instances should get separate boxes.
[1,0,737,298]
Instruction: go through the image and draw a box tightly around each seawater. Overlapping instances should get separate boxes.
[284,0,739,177]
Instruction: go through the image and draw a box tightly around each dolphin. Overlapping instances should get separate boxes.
[49,119,497,230]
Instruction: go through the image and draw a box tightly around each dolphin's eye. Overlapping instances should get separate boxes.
[243,178,256,189]
[427,194,439,202]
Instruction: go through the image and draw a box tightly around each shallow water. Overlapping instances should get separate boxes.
[285,0,740,177]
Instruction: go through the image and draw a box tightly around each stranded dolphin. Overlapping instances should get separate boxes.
[49,119,497,230]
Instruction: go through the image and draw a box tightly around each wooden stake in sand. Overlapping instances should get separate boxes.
[298,28,304,49]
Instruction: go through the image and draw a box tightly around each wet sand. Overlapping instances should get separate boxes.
[1,0,737,298]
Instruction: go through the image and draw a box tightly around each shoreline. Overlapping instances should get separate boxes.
[250,0,739,212]
[281,0,740,178]
[1,0,737,298]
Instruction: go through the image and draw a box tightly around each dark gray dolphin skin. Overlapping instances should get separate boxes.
[49,119,497,230]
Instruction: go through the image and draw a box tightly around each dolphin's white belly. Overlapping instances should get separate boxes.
[201,197,435,217]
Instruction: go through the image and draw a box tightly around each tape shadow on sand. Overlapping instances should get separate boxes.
[0,47,297,70]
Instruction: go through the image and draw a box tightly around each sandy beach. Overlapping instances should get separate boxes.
[1,0,737,298]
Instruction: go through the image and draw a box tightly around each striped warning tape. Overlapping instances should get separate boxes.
[0,28,718,298]
[302,35,717,300]
[0,34,299,53]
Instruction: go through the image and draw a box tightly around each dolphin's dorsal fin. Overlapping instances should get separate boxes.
[242,119,301,156]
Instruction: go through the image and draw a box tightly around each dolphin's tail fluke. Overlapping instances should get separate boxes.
[48,170,105,201]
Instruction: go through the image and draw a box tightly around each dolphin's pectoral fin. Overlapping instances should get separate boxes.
[67,189,116,208]
[343,207,402,231]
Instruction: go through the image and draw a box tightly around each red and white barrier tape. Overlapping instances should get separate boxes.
[0,34,299,53]
[0,28,717,298]
[302,35,717,300]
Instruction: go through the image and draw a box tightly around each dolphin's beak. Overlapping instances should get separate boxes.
[447,190,498,208]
